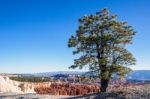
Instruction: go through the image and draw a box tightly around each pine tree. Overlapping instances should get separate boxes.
[68,8,136,92]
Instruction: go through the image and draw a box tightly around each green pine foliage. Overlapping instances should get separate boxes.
[68,8,136,92]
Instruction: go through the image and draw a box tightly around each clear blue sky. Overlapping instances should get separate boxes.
[0,0,149,73]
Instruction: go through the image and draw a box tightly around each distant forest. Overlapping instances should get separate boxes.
[10,76,51,82]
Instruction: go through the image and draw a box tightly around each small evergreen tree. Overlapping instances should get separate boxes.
[68,8,136,92]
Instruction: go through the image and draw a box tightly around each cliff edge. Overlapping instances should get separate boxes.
[0,76,35,93]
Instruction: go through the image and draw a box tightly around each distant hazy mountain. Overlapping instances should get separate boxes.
[127,70,150,80]
[20,70,150,80]
[22,71,85,77]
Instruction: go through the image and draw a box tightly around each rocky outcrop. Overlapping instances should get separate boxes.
[33,82,51,88]
[34,83,100,95]
[0,76,35,93]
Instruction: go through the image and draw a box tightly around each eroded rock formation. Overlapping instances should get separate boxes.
[0,76,35,93]
[34,83,100,95]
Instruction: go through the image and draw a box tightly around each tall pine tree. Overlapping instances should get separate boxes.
[68,8,136,92]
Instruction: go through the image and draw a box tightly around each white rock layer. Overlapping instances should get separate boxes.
[0,76,35,93]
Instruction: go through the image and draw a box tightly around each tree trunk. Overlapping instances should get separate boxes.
[100,79,109,92]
